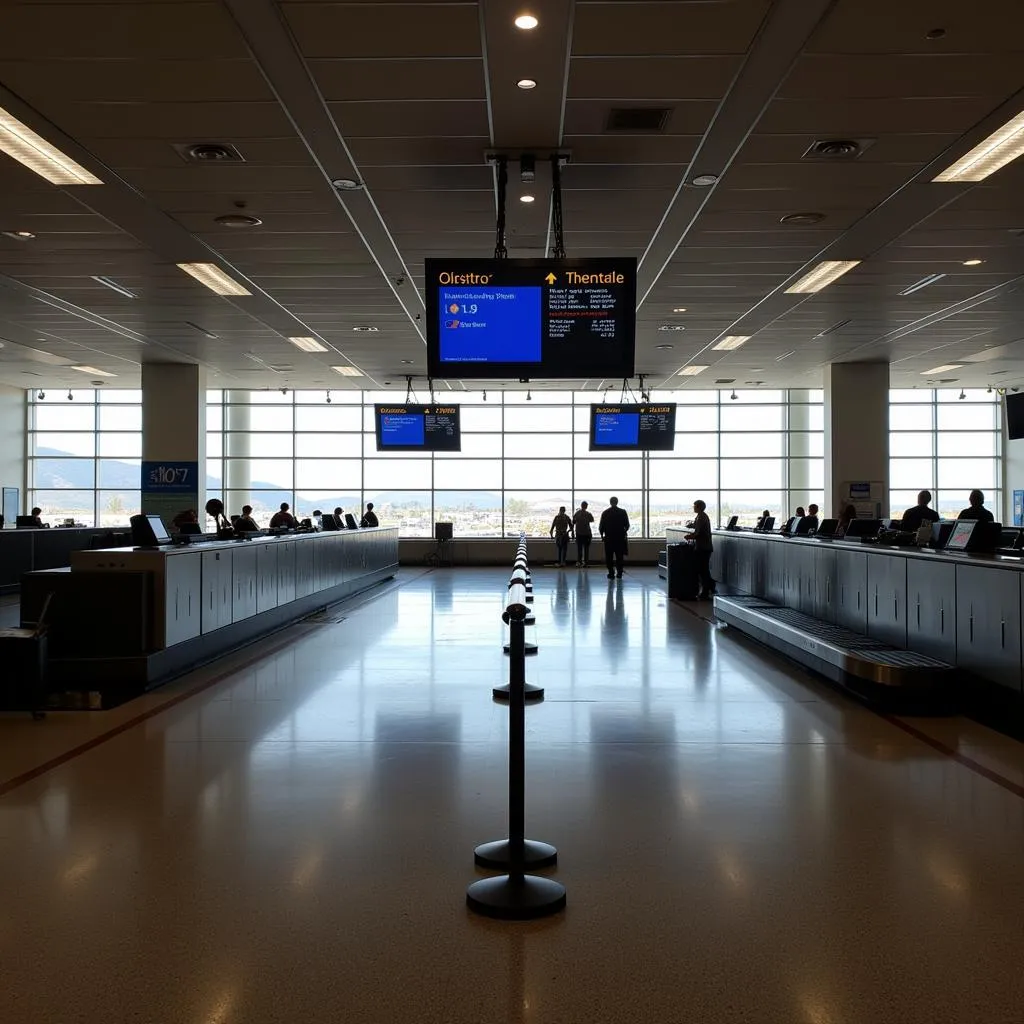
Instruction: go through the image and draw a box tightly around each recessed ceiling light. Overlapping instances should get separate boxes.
[288,336,328,353]
[672,307,687,313]
[898,273,946,296]
[91,275,136,298]
[514,14,538,29]
[784,259,861,294]
[691,174,718,186]
[658,324,685,331]
[780,212,825,226]
[678,365,707,376]
[922,364,962,374]
[519,194,535,203]
[933,109,1024,182]
[2,229,35,240]
[400,359,414,365]
[332,365,364,376]
[713,335,751,351]
[71,365,116,377]
[352,325,378,332]
[0,105,103,185]
[331,178,362,191]
[963,258,984,266]
[517,79,537,90]
[214,213,262,228]
[176,262,251,296]
[655,344,674,350]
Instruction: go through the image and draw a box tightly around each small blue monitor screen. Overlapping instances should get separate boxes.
[589,404,676,451]
[374,405,461,452]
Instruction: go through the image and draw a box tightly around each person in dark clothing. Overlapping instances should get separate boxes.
[269,502,297,529]
[572,501,595,566]
[235,504,259,532]
[901,490,939,533]
[835,504,857,538]
[360,502,379,528]
[684,499,715,599]
[599,496,630,579]
[804,503,820,532]
[549,505,572,566]
[958,489,994,523]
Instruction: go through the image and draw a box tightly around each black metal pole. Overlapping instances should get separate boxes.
[508,616,526,877]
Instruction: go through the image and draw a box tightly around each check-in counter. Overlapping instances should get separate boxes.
[669,527,1024,698]
[21,528,398,699]
[0,526,132,591]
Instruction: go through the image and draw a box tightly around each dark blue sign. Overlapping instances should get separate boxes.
[142,461,198,495]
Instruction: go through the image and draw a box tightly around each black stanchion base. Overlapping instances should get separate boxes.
[466,874,566,920]
[492,682,545,701]
[474,838,557,870]
[503,642,538,655]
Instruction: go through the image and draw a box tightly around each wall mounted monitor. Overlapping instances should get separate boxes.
[425,258,637,379]
[374,404,461,452]
[1006,393,1024,440]
[588,404,676,451]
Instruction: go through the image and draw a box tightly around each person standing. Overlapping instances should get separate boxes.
[599,496,630,579]
[549,505,572,567]
[572,500,595,566]
[901,490,939,533]
[361,502,379,528]
[957,489,994,523]
[684,499,715,599]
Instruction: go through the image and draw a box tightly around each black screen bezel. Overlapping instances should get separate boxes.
[374,404,462,452]
[588,403,677,451]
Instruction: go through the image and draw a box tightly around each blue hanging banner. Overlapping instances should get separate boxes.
[1013,489,1024,527]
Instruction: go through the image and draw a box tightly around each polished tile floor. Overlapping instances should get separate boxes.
[2,567,1024,1023]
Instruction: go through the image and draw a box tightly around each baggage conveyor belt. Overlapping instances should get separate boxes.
[713,595,956,699]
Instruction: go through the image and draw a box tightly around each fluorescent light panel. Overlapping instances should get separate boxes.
[785,260,860,294]
[71,365,116,377]
[176,262,250,296]
[898,273,946,296]
[0,105,102,185]
[922,364,962,375]
[933,109,1024,182]
[91,275,136,298]
[288,336,328,353]
[332,365,363,376]
[678,365,708,376]
[713,335,751,351]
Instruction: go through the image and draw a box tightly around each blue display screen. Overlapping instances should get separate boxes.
[594,412,640,447]
[379,413,425,447]
[438,286,542,363]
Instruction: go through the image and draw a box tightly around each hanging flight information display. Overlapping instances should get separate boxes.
[425,258,637,379]
[589,404,677,451]
[374,404,462,452]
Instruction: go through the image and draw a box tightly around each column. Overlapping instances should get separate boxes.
[141,363,206,523]
[224,390,252,509]
[824,362,889,519]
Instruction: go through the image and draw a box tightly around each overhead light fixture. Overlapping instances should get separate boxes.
[0,105,103,185]
[526,389,532,401]
[514,14,538,29]
[691,174,718,187]
[67,389,73,401]
[963,258,984,266]
[775,350,795,362]
[332,178,362,191]
[922,364,962,374]
[288,336,328,353]
[91,275,136,298]
[519,194,535,203]
[933,109,1024,182]
[655,344,674,350]
[713,335,751,351]
[780,212,825,226]
[959,389,967,400]
[2,230,35,240]
[730,390,738,400]
[176,262,251,296]
[71,365,116,377]
[332,365,363,376]
[214,213,262,228]
[814,318,852,339]
[352,325,378,332]
[517,79,537,90]
[658,324,685,331]
[898,273,946,296]
[672,307,687,313]
[784,259,861,294]
[678,365,707,376]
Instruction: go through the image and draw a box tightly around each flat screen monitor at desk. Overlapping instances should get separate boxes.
[725,515,738,530]
[845,519,882,539]
[130,513,171,547]
[817,518,838,538]
[15,515,38,529]
[321,514,339,531]
[793,517,814,535]
[344,513,359,530]
[945,520,977,551]
[758,516,775,533]
[780,516,797,535]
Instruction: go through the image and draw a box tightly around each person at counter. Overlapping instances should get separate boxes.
[795,506,806,519]
[835,504,857,538]
[957,489,994,523]
[901,490,939,533]
[235,505,260,532]
[27,506,45,529]
[755,510,771,530]
[684,499,715,599]
[333,506,344,523]
[204,498,234,536]
[171,509,198,531]
[269,502,297,529]
[360,502,379,528]
[804,504,820,532]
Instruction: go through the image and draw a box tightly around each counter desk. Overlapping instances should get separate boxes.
[20,527,399,701]
[666,527,1024,701]
[0,526,132,592]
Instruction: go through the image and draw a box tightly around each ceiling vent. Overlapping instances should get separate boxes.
[605,108,671,133]
[174,142,245,164]
[714,378,736,385]
[802,138,875,160]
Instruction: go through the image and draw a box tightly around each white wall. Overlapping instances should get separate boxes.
[0,384,26,515]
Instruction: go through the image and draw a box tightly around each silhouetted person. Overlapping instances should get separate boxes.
[684,499,715,599]
[901,490,939,533]
[836,504,857,538]
[28,506,45,528]
[599,496,630,579]
[958,489,994,523]
[573,500,594,566]
[235,504,259,532]
[795,506,806,518]
[269,502,297,529]
[172,508,198,530]
[550,505,572,566]
[204,498,233,535]
[360,502,378,528]
[804,503,820,532]
[756,509,771,530]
